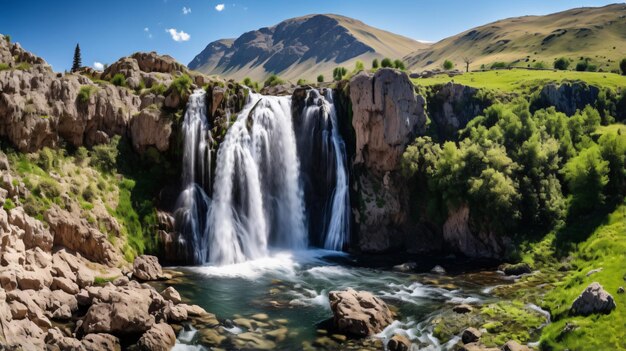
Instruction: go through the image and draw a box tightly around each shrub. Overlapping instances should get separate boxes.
[296,78,308,86]
[575,61,588,72]
[0,63,9,71]
[554,57,570,70]
[170,74,192,96]
[15,62,31,71]
[393,59,405,70]
[332,67,348,81]
[620,58,626,75]
[149,83,167,95]
[586,64,597,72]
[89,136,120,173]
[372,58,379,69]
[82,185,96,202]
[3,198,15,211]
[4,35,10,43]
[37,147,55,171]
[264,74,284,87]
[491,62,508,69]
[75,146,89,165]
[381,58,393,68]
[317,74,324,83]
[242,77,253,86]
[354,60,364,72]
[78,85,97,103]
[443,60,454,70]
[111,73,126,87]
[533,62,546,69]
[38,179,62,199]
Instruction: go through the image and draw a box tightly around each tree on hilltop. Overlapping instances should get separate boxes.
[72,43,82,72]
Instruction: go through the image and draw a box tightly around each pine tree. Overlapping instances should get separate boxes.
[72,43,82,72]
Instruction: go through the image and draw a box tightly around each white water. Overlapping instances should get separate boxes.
[297,90,351,250]
[176,88,350,265]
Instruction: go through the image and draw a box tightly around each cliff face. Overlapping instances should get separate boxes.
[348,69,427,253]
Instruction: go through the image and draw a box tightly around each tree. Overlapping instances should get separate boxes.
[317,74,324,83]
[242,77,253,86]
[443,60,454,70]
[333,67,348,81]
[372,59,379,69]
[562,145,609,213]
[620,58,626,75]
[462,57,473,72]
[575,61,588,72]
[381,58,393,68]
[554,57,570,70]
[72,43,82,72]
[297,78,308,86]
[393,59,405,70]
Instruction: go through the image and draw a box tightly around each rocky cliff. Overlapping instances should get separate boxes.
[348,69,427,253]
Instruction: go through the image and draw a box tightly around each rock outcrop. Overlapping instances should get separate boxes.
[570,282,616,316]
[534,82,600,116]
[328,288,393,337]
[349,68,427,253]
[132,255,163,281]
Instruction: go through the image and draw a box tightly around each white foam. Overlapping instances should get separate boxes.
[187,251,300,279]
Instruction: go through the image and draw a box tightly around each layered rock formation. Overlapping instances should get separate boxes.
[348,68,427,253]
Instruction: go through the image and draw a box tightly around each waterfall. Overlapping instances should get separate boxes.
[175,88,349,266]
[174,89,213,264]
[295,89,350,251]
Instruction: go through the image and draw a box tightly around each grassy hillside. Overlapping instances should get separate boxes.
[412,69,626,92]
[405,4,626,73]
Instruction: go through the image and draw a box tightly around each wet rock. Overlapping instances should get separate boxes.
[387,334,411,351]
[235,331,277,350]
[133,255,163,281]
[502,340,532,351]
[137,323,176,351]
[462,327,481,344]
[160,286,181,304]
[165,303,188,322]
[82,333,121,351]
[313,336,338,348]
[393,261,417,272]
[459,343,499,351]
[328,288,393,337]
[501,263,532,276]
[266,327,288,342]
[453,304,474,314]
[251,313,269,321]
[198,327,226,346]
[570,282,616,316]
[431,265,446,274]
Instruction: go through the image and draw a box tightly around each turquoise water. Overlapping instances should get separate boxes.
[162,250,508,350]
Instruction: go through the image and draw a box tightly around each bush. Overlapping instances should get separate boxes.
[586,64,597,72]
[149,83,167,95]
[372,59,379,69]
[393,59,405,70]
[491,62,508,69]
[297,78,308,86]
[562,145,609,213]
[242,77,253,86]
[90,136,120,173]
[443,60,454,70]
[38,179,62,199]
[533,62,546,69]
[354,60,364,72]
[620,58,626,75]
[264,74,284,87]
[170,74,192,96]
[3,198,15,211]
[317,74,324,83]
[554,57,570,70]
[37,147,56,171]
[0,63,9,71]
[111,73,126,87]
[78,85,98,103]
[381,58,393,68]
[332,67,348,81]
[575,61,588,72]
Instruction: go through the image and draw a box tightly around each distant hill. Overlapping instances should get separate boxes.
[188,14,429,82]
[405,4,626,72]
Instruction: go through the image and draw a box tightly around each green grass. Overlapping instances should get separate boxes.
[538,200,626,350]
[3,198,16,211]
[0,63,9,71]
[78,85,98,103]
[412,69,626,92]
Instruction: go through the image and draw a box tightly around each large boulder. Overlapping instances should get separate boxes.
[133,255,163,281]
[7,207,53,252]
[81,333,121,351]
[137,323,176,351]
[442,204,508,258]
[130,107,172,153]
[570,282,616,316]
[328,288,393,337]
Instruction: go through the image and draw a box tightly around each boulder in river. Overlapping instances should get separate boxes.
[133,255,163,281]
[570,282,616,316]
[387,333,411,351]
[328,288,393,337]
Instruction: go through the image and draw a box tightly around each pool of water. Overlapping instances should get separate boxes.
[159,250,508,350]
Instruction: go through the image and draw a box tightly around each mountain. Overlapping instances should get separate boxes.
[405,3,626,72]
[188,14,429,81]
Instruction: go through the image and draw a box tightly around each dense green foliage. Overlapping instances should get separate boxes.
[296,78,308,86]
[443,59,454,70]
[491,62,509,69]
[317,74,324,83]
[372,58,379,69]
[402,100,625,237]
[393,59,405,70]
[77,85,97,103]
[333,67,348,81]
[264,74,284,87]
[71,43,81,72]
[620,58,626,75]
[170,74,192,97]
[381,58,393,68]
[111,73,126,87]
[554,57,570,70]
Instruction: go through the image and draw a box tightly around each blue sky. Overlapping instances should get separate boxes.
[0,0,621,71]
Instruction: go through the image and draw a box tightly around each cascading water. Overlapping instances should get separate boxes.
[174,89,213,264]
[176,87,349,266]
[206,93,307,265]
[295,89,350,251]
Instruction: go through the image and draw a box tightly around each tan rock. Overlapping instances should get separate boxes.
[388,334,411,351]
[137,323,176,351]
[161,286,181,304]
[51,276,80,294]
[133,255,163,281]
[82,333,121,351]
[130,108,172,153]
[328,288,393,337]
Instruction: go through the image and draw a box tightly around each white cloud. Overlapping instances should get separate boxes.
[166,28,190,42]
[144,27,149,32]
[182,6,191,15]
[93,62,104,71]
[215,4,225,11]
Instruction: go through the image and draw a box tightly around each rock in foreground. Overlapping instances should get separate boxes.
[133,255,163,281]
[570,282,616,316]
[328,288,393,337]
